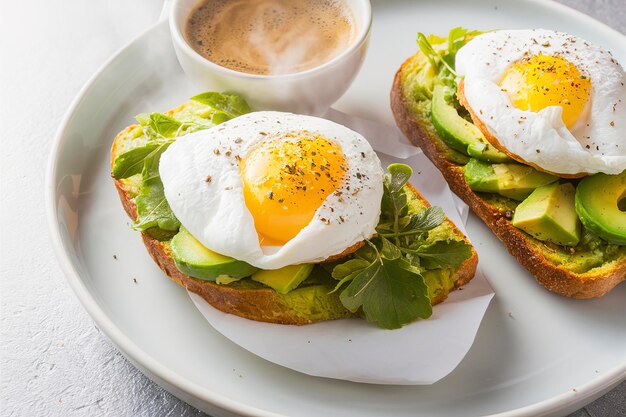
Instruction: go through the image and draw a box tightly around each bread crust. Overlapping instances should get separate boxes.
[391,54,626,298]
[111,114,478,324]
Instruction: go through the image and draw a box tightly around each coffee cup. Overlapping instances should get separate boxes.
[170,0,372,115]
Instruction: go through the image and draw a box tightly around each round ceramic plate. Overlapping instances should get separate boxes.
[47,0,626,416]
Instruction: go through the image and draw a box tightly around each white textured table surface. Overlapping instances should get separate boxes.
[1,1,624,416]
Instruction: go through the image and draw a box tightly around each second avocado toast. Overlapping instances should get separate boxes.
[391,28,626,298]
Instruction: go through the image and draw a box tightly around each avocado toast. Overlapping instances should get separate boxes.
[391,29,626,298]
[111,93,478,328]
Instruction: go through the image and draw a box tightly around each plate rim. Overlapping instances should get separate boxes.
[46,1,626,416]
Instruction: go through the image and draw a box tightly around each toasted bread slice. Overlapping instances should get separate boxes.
[111,101,478,324]
[391,51,626,298]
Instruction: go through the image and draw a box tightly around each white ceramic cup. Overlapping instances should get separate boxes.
[170,0,372,115]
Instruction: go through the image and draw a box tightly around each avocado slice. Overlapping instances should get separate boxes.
[170,228,258,281]
[431,84,510,163]
[464,158,558,201]
[251,264,315,294]
[512,182,581,246]
[575,171,626,245]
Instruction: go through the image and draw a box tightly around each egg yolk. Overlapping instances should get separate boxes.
[240,133,347,245]
[499,55,591,128]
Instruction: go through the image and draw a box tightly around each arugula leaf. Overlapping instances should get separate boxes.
[135,113,151,125]
[379,236,402,260]
[417,32,456,76]
[131,92,251,144]
[115,92,252,237]
[332,258,371,280]
[149,113,183,137]
[112,143,162,180]
[211,112,233,125]
[401,206,445,234]
[136,112,215,141]
[191,92,251,120]
[416,32,440,71]
[136,113,185,139]
[445,27,483,74]
[407,240,473,270]
[448,27,469,56]
[417,27,483,80]
[132,142,180,233]
[133,178,180,232]
[330,258,372,293]
[139,141,171,179]
[426,33,447,45]
[447,27,483,56]
[337,244,432,329]
[143,226,178,241]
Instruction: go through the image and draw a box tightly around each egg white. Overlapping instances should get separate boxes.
[159,111,384,270]
[456,29,626,175]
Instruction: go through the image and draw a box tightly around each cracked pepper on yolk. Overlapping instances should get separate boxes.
[499,55,592,128]
[240,132,347,245]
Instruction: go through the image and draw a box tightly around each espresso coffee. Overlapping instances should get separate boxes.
[186,0,356,75]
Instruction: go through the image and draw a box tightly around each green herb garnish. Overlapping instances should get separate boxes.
[137,113,184,138]
[112,92,252,235]
[191,92,251,120]
[132,141,180,233]
[112,143,164,180]
[136,112,213,141]
[416,27,483,104]
[331,164,472,329]
[417,27,482,77]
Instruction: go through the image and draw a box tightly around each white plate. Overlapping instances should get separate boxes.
[47,0,626,416]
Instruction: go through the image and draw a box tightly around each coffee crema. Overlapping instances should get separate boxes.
[185,0,356,75]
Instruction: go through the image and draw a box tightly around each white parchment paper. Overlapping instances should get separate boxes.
[188,110,494,385]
